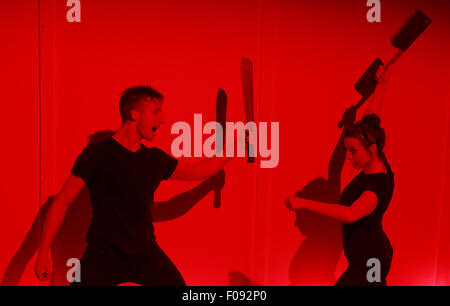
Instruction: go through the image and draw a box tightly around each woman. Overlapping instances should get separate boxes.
[286,113,394,286]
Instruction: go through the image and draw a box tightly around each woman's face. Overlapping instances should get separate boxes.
[344,137,376,169]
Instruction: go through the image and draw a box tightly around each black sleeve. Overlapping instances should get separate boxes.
[363,178,381,201]
[363,176,390,208]
[365,175,394,210]
[155,149,178,181]
[71,146,98,185]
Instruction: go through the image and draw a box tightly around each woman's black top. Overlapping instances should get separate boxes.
[340,171,394,264]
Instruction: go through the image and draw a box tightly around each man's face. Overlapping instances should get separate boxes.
[134,98,165,141]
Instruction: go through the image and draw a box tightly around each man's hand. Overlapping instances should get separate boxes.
[34,252,53,281]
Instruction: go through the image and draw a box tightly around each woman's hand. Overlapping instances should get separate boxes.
[285,196,304,211]
[341,105,357,128]
[375,64,389,83]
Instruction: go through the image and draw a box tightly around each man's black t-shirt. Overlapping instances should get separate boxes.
[71,137,178,255]
[340,171,394,264]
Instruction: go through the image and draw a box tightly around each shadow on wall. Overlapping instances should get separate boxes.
[228,271,261,286]
[288,130,347,285]
[229,115,350,286]
[290,179,342,286]
[1,130,225,286]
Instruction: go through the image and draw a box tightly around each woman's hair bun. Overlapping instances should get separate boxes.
[361,114,381,127]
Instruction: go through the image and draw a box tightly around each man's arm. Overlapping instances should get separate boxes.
[152,170,225,221]
[170,128,246,181]
[34,174,86,280]
[170,157,232,181]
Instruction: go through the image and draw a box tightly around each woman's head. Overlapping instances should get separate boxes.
[343,114,386,169]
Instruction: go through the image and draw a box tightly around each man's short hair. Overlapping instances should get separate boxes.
[119,85,163,122]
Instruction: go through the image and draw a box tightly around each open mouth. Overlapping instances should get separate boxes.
[152,126,158,132]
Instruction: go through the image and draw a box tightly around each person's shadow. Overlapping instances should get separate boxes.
[288,108,357,286]
[1,130,225,286]
[228,135,345,286]
[288,162,343,285]
[228,108,355,286]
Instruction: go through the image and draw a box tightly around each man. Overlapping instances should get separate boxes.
[34,85,232,286]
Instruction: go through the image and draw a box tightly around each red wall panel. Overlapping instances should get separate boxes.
[261,0,450,286]
[0,0,39,286]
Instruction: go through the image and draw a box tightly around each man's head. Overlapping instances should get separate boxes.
[119,85,165,141]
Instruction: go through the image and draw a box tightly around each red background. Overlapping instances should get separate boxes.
[1,0,450,286]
